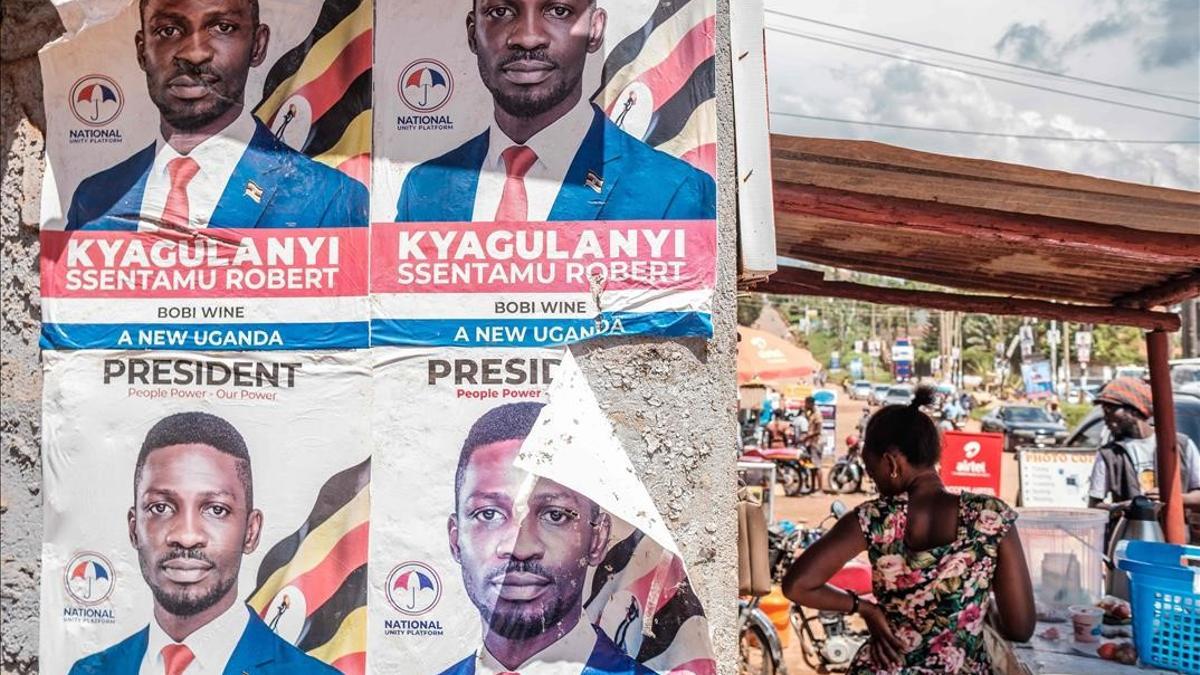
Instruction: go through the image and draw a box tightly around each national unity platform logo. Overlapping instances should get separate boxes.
[64,551,115,605]
[386,561,442,615]
[398,60,453,113]
[69,75,123,127]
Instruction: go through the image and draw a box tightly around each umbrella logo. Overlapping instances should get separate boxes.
[69,75,124,127]
[385,561,442,615]
[398,59,454,112]
[64,551,115,605]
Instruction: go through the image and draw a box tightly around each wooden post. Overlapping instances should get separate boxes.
[1147,330,1186,544]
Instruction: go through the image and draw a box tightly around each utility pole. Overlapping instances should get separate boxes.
[1062,321,1071,395]
[1049,320,1059,397]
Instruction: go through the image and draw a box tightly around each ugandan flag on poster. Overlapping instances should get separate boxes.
[585,530,717,675]
[248,459,370,675]
[253,0,372,186]
[592,0,716,178]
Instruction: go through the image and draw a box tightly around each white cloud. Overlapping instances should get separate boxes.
[765,0,1199,190]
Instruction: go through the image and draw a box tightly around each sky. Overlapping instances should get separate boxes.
[763,0,1200,190]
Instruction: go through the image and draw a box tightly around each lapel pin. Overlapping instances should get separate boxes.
[244,180,263,203]
[585,170,604,193]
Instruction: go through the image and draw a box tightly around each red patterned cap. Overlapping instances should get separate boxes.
[1094,376,1153,418]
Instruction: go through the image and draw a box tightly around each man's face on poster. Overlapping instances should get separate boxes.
[136,0,270,131]
[449,438,611,640]
[129,443,262,618]
[467,0,606,120]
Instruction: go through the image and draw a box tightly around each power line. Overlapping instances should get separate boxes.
[770,111,1200,144]
[765,9,1200,106]
[766,25,1200,121]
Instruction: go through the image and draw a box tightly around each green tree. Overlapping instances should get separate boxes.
[1091,325,1145,366]
[738,294,764,327]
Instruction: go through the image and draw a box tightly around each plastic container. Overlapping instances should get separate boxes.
[1115,540,1200,674]
[1016,508,1109,612]
[760,586,792,647]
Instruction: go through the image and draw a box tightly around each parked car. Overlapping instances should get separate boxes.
[870,383,892,405]
[882,385,914,407]
[981,405,1068,451]
[1064,390,1200,450]
[1171,359,1200,390]
[850,380,873,400]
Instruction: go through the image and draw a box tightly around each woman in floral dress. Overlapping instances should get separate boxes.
[783,387,1035,673]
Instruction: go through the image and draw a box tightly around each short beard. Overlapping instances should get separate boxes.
[142,549,237,618]
[487,591,573,640]
[151,574,236,617]
[464,561,578,640]
[479,53,578,120]
[147,62,245,132]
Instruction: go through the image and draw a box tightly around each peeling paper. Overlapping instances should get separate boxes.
[47,0,134,38]
[518,349,681,560]
[370,347,716,675]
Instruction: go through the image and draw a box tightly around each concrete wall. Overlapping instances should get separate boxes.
[0,1,739,672]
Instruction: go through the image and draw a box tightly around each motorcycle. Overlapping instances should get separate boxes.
[739,445,817,497]
[739,596,785,675]
[828,435,870,494]
[788,502,873,672]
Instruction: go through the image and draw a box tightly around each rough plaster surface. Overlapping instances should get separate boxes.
[0,1,738,672]
[2,0,61,670]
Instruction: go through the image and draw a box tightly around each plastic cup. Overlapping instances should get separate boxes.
[1069,605,1103,643]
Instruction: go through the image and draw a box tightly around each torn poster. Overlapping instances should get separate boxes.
[370,347,716,674]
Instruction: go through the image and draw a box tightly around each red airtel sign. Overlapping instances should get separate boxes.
[940,431,1003,496]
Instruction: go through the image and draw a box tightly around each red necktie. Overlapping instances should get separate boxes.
[493,145,537,222]
[160,643,195,675]
[162,156,201,228]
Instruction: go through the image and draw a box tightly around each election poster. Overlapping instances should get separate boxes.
[38,0,372,350]
[370,348,716,674]
[371,0,718,346]
[41,350,371,674]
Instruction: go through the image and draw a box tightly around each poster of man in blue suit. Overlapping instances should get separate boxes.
[65,0,367,231]
[68,412,336,675]
[394,0,715,223]
[438,403,654,675]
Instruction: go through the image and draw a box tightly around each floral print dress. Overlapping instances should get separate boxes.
[850,492,1017,674]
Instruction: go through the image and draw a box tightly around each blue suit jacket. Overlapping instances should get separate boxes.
[437,626,656,675]
[395,105,715,222]
[67,605,339,675]
[66,121,368,230]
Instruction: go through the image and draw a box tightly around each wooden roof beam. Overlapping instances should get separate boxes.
[759,268,1181,332]
[779,244,1114,303]
[774,183,1200,263]
[1115,272,1200,309]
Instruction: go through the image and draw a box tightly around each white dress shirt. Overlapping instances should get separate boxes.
[474,616,598,675]
[139,601,250,675]
[471,99,595,222]
[138,111,258,231]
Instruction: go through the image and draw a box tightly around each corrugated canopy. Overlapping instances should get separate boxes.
[760,136,1200,330]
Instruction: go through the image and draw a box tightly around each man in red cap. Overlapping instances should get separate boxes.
[1086,376,1200,516]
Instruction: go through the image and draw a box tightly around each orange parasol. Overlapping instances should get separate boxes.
[737,326,820,385]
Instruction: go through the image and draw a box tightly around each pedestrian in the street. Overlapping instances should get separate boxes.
[1086,377,1200,535]
[782,386,1035,673]
[802,396,823,455]
[763,409,794,450]
[1046,398,1064,424]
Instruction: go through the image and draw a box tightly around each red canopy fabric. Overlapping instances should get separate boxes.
[737,326,820,385]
